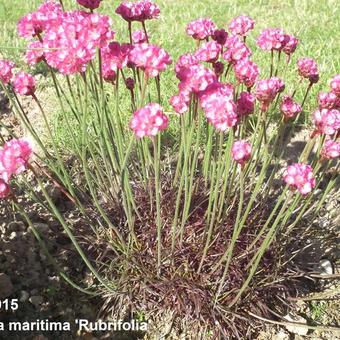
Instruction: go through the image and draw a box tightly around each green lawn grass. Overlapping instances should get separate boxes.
[0,0,339,131]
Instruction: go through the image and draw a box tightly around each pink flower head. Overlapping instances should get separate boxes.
[101,42,133,76]
[128,43,172,77]
[77,0,102,10]
[0,138,33,183]
[43,11,114,75]
[313,109,340,136]
[18,13,43,38]
[179,64,217,94]
[25,41,45,66]
[213,61,225,77]
[199,82,238,131]
[0,179,10,199]
[212,29,228,46]
[0,60,15,84]
[12,72,36,96]
[130,103,168,138]
[194,41,221,63]
[222,35,251,64]
[234,58,259,88]
[318,91,338,110]
[236,92,255,116]
[186,18,216,40]
[297,58,319,83]
[170,91,190,115]
[330,74,340,95]
[256,77,285,112]
[132,30,147,44]
[175,53,198,80]
[283,163,316,195]
[280,95,302,120]
[102,67,117,83]
[17,1,63,39]
[228,16,255,36]
[115,1,160,22]
[282,34,298,55]
[232,140,252,165]
[257,28,286,51]
[125,77,135,90]
[321,140,340,160]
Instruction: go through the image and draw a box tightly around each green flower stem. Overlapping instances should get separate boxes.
[216,130,234,222]
[79,72,127,248]
[203,159,217,233]
[29,165,116,293]
[203,124,214,185]
[180,105,203,243]
[65,75,80,119]
[224,62,231,79]
[198,132,226,273]
[314,164,339,214]
[261,110,268,148]
[244,108,267,182]
[211,153,270,275]
[171,112,194,250]
[301,82,313,109]
[220,164,237,219]
[270,50,274,77]
[140,73,148,106]
[274,51,282,77]
[153,136,163,274]
[213,167,245,299]
[112,70,140,224]
[311,134,326,167]
[299,135,317,162]
[245,187,290,254]
[228,190,291,307]
[173,114,186,186]
[196,165,217,275]
[42,67,101,211]
[170,160,186,254]
[155,75,161,103]
[206,131,224,227]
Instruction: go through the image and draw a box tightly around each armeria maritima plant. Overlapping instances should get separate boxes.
[0,0,339,337]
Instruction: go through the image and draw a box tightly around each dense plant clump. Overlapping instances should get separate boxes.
[0,0,339,336]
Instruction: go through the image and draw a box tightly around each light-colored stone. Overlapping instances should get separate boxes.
[283,314,308,336]
[19,290,29,302]
[273,331,290,340]
[315,259,334,275]
[29,295,43,307]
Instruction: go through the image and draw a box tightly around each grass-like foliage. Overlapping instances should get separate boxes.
[0,0,339,337]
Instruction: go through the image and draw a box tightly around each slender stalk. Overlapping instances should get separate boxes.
[211,153,270,275]
[214,167,245,299]
[179,102,203,242]
[301,83,313,108]
[29,166,116,293]
[228,191,291,307]
[270,50,274,77]
[153,136,162,274]
[142,21,150,43]
[14,202,98,296]
[274,51,281,76]
[128,22,133,44]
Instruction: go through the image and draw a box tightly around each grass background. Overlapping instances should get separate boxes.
[0,0,339,130]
